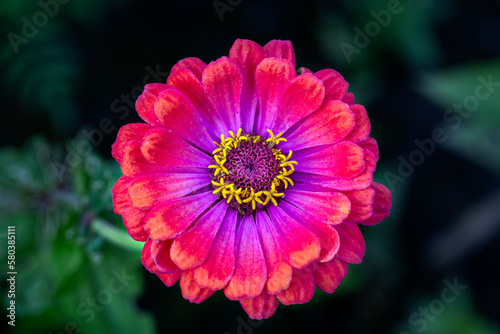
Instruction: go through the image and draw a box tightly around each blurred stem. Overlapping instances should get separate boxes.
[91,218,144,252]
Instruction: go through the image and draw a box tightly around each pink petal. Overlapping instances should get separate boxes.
[342,188,375,222]
[267,205,321,269]
[122,207,149,241]
[309,259,348,293]
[295,141,365,179]
[284,188,350,225]
[359,183,391,226]
[276,267,315,305]
[112,175,131,214]
[144,192,216,240]
[170,57,207,81]
[224,215,267,300]
[150,239,180,273]
[271,73,325,134]
[154,88,214,152]
[279,201,340,262]
[193,210,238,290]
[334,222,365,264]
[345,104,371,143]
[135,83,170,126]
[180,270,215,304]
[282,100,355,151]
[171,201,227,270]
[263,40,296,67]
[141,239,161,273]
[156,272,181,287]
[112,123,152,163]
[141,128,211,168]
[167,67,226,136]
[298,67,313,74]
[314,69,349,101]
[255,212,293,294]
[254,58,296,136]
[202,57,242,132]
[343,92,355,104]
[120,140,169,178]
[229,39,266,133]
[358,137,379,161]
[240,292,279,320]
[128,173,211,210]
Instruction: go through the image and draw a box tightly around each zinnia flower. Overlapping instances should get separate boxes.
[111,39,391,319]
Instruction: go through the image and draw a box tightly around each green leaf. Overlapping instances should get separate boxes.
[91,218,144,252]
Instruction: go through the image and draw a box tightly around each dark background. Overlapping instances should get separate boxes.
[1,0,500,333]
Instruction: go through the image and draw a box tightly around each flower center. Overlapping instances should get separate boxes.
[209,129,297,215]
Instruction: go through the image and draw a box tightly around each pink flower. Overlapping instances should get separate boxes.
[111,39,391,319]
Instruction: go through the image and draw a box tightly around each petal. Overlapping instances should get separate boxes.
[170,57,207,81]
[263,40,296,67]
[112,123,152,163]
[343,92,355,104]
[180,270,215,303]
[295,141,365,179]
[150,239,180,273]
[202,57,242,132]
[345,104,371,143]
[276,267,315,305]
[309,259,348,293]
[334,222,365,264]
[156,272,181,287]
[298,67,313,74]
[224,215,267,300]
[135,83,170,126]
[193,209,238,290]
[267,205,321,269]
[271,73,325,134]
[122,207,149,241]
[254,58,296,136]
[171,201,228,270]
[120,140,169,178]
[144,192,216,240]
[229,39,266,133]
[282,100,355,151]
[314,69,349,101]
[112,175,132,214]
[128,173,211,210]
[240,292,279,320]
[141,239,161,273]
[358,137,379,161]
[279,201,340,262]
[141,128,211,168]
[167,67,226,136]
[255,211,293,294]
[359,183,391,226]
[342,188,375,222]
[284,188,351,225]
[154,88,214,152]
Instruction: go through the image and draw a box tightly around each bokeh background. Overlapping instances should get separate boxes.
[1,0,500,333]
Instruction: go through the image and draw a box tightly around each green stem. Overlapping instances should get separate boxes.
[91,218,144,252]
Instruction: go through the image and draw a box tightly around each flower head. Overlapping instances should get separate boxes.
[111,39,392,319]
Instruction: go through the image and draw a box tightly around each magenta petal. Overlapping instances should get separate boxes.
[345,104,371,143]
[309,259,348,293]
[359,183,391,226]
[144,192,215,240]
[156,272,181,287]
[358,137,379,161]
[120,140,169,178]
[254,58,296,136]
[150,239,180,273]
[276,267,315,305]
[180,270,215,304]
[240,292,279,320]
[171,201,227,270]
[229,39,266,133]
[282,100,355,151]
[225,215,267,300]
[170,57,207,81]
[193,210,238,290]
[113,123,152,163]
[202,57,242,132]
[154,88,214,152]
[141,239,161,273]
[112,175,131,214]
[263,40,296,67]
[295,141,365,179]
[135,83,170,126]
[334,222,365,264]
[343,92,355,104]
[271,73,325,134]
[122,207,148,241]
[342,187,375,222]
[314,69,349,101]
